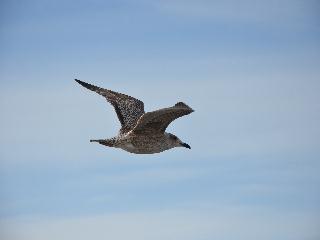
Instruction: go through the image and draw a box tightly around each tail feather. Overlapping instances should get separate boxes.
[90,139,116,147]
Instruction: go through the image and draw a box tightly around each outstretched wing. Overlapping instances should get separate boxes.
[132,102,194,134]
[75,79,145,134]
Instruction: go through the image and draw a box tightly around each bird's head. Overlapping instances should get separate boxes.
[166,133,191,149]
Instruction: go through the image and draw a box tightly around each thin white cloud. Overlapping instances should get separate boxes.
[88,167,204,186]
[1,206,319,240]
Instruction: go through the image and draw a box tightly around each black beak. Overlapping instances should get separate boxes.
[181,143,191,149]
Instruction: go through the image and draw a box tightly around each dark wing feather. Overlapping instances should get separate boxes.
[132,102,194,134]
[75,79,145,133]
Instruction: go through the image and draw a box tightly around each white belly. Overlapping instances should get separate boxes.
[121,142,136,152]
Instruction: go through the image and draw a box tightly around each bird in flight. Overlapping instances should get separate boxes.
[75,79,194,154]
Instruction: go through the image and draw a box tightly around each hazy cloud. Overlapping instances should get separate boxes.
[2,207,319,240]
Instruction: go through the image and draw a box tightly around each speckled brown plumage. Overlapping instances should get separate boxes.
[75,79,194,154]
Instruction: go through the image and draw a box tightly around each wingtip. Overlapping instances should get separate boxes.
[175,102,190,108]
[74,79,92,89]
[175,102,194,112]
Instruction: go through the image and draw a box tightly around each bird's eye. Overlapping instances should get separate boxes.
[172,135,177,140]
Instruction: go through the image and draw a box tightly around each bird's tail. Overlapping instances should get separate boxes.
[90,139,116,147]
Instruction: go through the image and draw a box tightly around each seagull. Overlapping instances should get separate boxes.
[75,79,194,154]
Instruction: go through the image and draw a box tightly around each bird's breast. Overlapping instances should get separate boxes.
[118,134,172,154]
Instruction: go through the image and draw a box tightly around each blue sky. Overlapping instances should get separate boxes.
[1,0,320,239]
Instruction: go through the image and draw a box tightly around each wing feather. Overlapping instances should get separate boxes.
[75,79,145,133]
[132,102,194,134]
